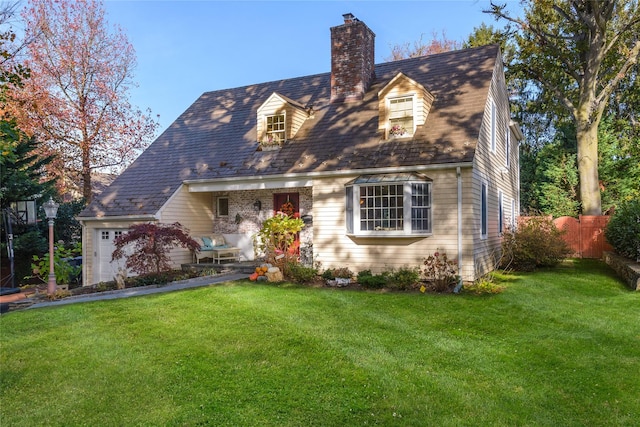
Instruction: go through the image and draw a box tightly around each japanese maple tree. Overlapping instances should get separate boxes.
[112,222,201,275]
[14,0,158,202]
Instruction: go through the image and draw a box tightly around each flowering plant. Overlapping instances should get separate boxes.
[423,251,458,292]
[261,134,282,147]
[389,125,406,137]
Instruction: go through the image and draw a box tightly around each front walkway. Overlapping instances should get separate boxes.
[25,271,248,310]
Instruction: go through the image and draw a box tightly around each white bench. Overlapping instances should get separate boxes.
[194,235,241,264]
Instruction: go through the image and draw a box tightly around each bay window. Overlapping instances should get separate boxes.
[345,174,431,236]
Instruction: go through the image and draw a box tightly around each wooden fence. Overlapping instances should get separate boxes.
[519,215,613,259]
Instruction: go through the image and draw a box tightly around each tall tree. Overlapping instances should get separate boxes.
[13,0,158,202]
[1,2,30,163]
[487,0,640,215]
[386,30,460,61]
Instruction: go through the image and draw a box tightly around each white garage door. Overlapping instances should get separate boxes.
[95,229,130,284]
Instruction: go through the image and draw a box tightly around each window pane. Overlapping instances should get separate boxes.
[411,183,431,232]
[389,96,414,136]
[266,114,285,142]
[218,197,229,217]
[359,184,404,231]
[346,186,353,234]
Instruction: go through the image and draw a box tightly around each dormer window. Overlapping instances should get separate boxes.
[257,93,310,151]
[266,114,286,143]
[388,96,414,137]
[378,73,433,140]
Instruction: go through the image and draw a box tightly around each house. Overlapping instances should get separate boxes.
[78,13,522,285]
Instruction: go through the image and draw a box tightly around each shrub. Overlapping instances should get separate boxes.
[384,266,421,290]
[322,267,353,280]
[423,252,458,292]
[13,230,48,255]
[605,199,640,260]
[357,270,387,289]
[126,273,172,287]
[463,273,505,295]
[12,230,48,285]
[500,217,571,271]
[284,261,318,284]
[30,243,82,287]
[255,213,304,267]
[112,222,200,275]
[53,199,86,246]
[321,269,335,280]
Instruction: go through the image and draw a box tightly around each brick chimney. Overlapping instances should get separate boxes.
[330,13,376,103]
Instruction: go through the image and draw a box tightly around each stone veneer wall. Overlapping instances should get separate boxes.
[603,251,640,291]
[211,187,313,259]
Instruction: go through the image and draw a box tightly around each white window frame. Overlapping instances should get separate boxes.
[387,94,416,138]
[345,179,432,237]
[265,113,286,143]
[511,198,516,229]
[217,197,229,217]
[481,180,488,239]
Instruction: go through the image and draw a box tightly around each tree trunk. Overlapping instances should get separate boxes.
[576,119,602,215]
[82,145,92,204]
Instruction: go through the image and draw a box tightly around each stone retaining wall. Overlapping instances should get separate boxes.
[603,251,640,291]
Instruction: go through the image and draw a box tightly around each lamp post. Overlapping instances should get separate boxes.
[42,197,59,295]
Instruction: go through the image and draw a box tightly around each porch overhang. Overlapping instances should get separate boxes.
[183,162,474,193]
[77,214,158,223]
[185,177,313,192]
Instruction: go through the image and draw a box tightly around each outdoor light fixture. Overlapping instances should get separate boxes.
[42,197,59,295]
[253,200,262,212]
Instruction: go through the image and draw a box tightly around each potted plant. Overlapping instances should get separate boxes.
[259,134,282,151]
[389,125,407,137]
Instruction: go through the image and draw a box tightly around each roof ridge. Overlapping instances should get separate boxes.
[378,43,500,67]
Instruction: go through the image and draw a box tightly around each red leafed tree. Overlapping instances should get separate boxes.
[386,30,461,61]
[112,222,201,275]
[13,0,158,202]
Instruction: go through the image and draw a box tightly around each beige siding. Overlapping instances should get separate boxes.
[256,94,308,142]
[158,185,213,267]
[313,170,475,278]
[471,56,520,278]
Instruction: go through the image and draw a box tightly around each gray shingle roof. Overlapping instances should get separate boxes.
[79,44,499,218]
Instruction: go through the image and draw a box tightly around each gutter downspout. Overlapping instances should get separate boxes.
[454,167,464,293]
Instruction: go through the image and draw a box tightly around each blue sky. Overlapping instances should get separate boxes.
[103,1,521,134]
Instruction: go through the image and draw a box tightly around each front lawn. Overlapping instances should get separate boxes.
[1,260,638,426]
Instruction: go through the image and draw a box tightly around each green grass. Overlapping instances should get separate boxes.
[1,259,638,426]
